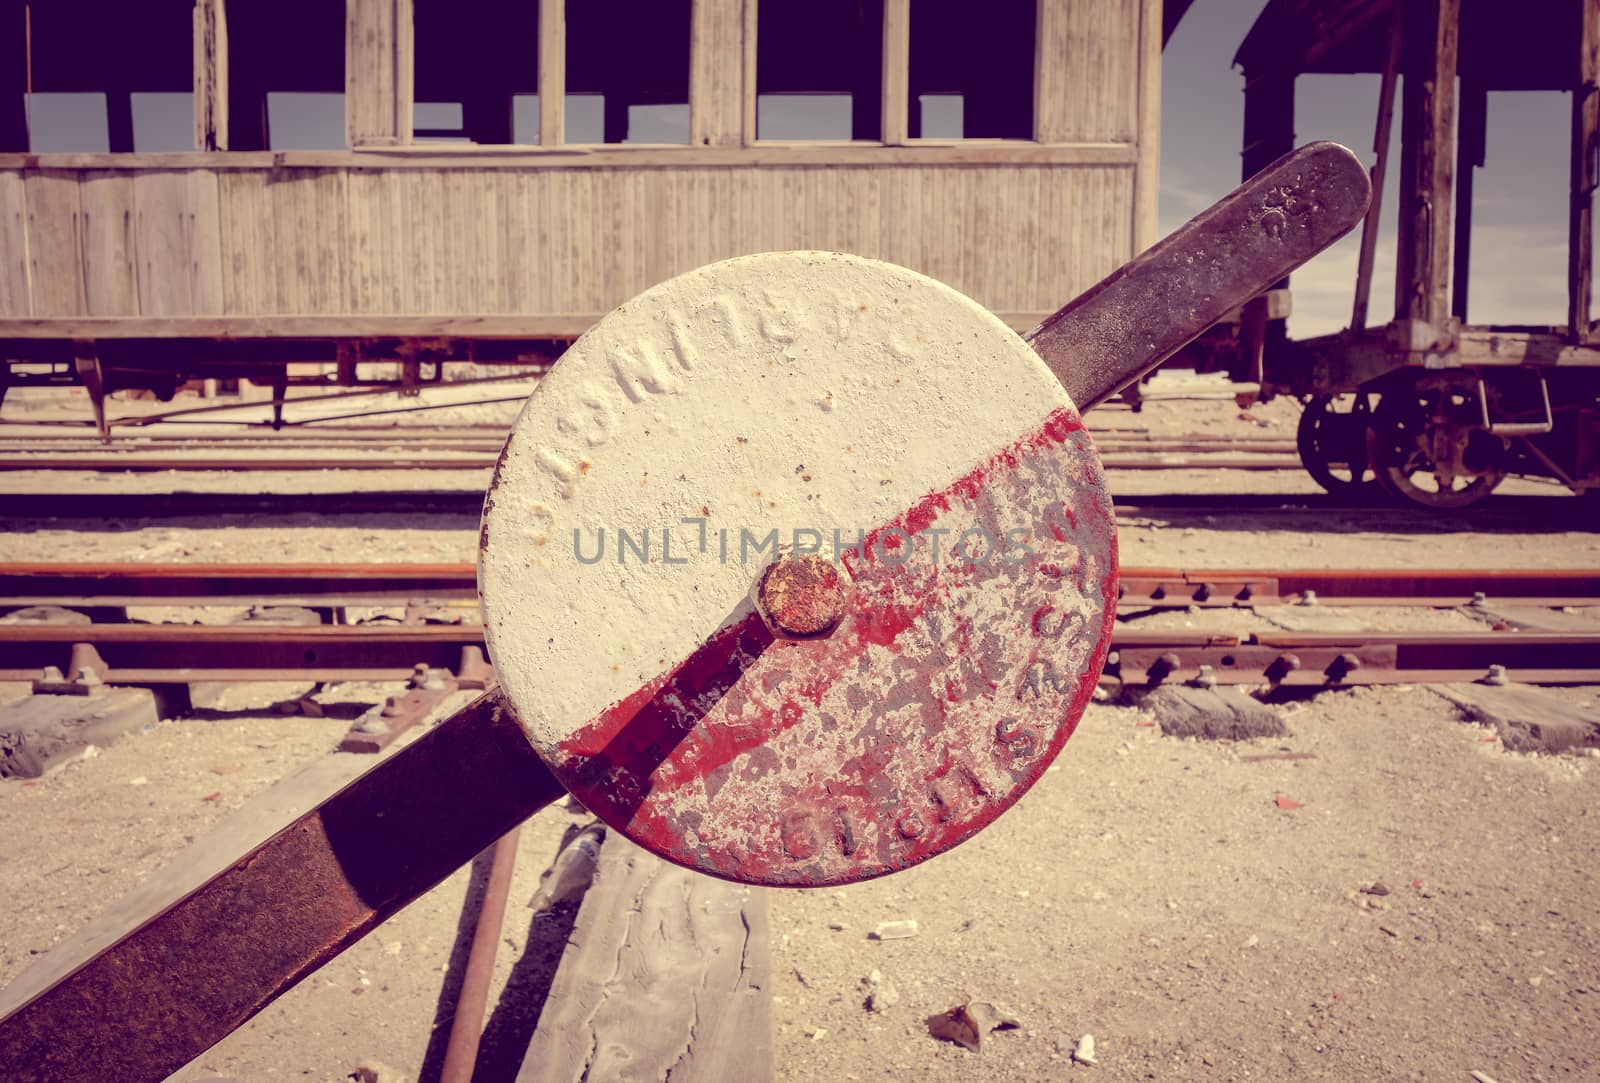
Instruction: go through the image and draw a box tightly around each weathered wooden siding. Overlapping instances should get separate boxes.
[0,160,1133,323]
[0,0,1161,332]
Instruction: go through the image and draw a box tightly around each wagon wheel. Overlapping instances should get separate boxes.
[1295,394,1376,494]
[1366,380,1504,509]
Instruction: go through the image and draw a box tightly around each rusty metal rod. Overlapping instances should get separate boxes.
[438,826,522,1083]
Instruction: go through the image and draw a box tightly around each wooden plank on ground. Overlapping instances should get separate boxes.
[518,832,773,1083]
[1470,604,1600,634]
[1431,683,1600,754]
[0,689,159,779]
[1136,685,1287,740]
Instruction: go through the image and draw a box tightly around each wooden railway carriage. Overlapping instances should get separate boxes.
[0,0,1176,435]
[1234,0,1600,507]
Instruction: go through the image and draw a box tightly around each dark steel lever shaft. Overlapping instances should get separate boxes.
[0,690,564,1083]
[1026,141,1372,411]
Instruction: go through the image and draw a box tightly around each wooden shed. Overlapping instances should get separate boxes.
[0,0,1181,410]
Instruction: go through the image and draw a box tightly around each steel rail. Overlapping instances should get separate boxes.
[1,563,1592,610]
[2,622,1596,686]
[0,452,1307,472]
[1,489,1580,519]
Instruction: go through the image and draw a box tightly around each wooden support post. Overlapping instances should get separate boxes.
[1237,66,1295,382]
[690,0,745,146]
[1133,0,1162,252]
[881,0,909,145]
[1241,69,1295,181]
[193,0,228,150]
[538,0,565,145]
[1032,0,1065,142]
[1353,5,1402,331]
[601,89,630,145]
[1570,0,1599,341]
[72,344,107,442]
[106,91,134,153]
[850,6,883,141]
[345,0,414,147]
[1394,0,1459,326]
[741,0,758,143]
[268,366,287,431]
[0,1,27,152]
[1452,80,1485,322]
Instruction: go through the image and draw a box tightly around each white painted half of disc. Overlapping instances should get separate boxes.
[480,251,1074,750]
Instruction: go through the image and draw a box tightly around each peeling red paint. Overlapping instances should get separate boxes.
[552,406,1117,887]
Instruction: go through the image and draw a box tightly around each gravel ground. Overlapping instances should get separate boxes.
[0,380,1597,1082]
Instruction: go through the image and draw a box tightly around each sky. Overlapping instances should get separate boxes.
[20,1,1582,336]
[1162,0,1577,335]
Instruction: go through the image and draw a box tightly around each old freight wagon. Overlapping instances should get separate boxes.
[1232,0,1600,508]
[0,0,1182,433]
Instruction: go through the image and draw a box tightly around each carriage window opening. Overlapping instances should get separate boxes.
[264,93,347,150]
[758,94,855,141]
[1462,92,1570,327]
[413,102,468,142]
[918,94,963,140]
[23,94,110,152]
[7,0,192,152]
[908,0,1033,139]
[565,0,691,143]
[564,94,605,144]
[230,0,345,149]
[625,103,691,145]
[133,92,196,152]
[756,0,883,140]
[512,95,540,143]
[414,0,538,144]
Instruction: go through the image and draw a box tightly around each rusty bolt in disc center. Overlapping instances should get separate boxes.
[753,553,849,639]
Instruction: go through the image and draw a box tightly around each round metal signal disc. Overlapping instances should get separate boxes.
[480,252,1117,886]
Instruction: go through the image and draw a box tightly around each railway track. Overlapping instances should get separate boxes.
[2,563,1595,688]
[0,428,1303,472]
[0,489,1582,522]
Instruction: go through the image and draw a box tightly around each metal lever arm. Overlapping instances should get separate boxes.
[1026,141,1373,411]
[0,690,565,1083]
